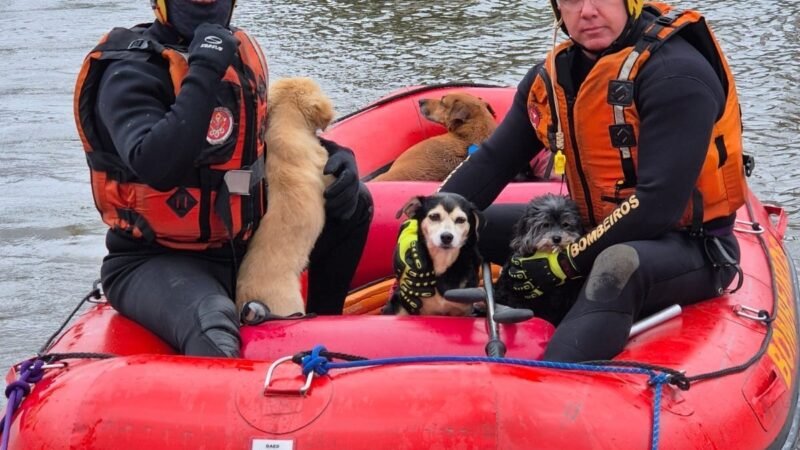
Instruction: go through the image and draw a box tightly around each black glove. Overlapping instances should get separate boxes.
[320,138,360,222]
[188,23,239,76]
[503,250,581,300]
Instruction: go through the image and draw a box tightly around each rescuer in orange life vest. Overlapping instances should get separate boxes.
[394,0,748,361]
[74,0,373,357]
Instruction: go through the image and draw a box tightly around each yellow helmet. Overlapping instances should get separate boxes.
[549,0,644,31]
[150,0,238,25]
[625,0,644,19]
[150,0,168,24]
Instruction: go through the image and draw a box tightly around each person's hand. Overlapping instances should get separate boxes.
[393,219,436,313]
[188,23,239,76]
[320,138,360,221]
[504,250,581,300]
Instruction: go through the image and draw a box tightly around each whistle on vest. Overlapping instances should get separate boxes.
[553,150,566,176]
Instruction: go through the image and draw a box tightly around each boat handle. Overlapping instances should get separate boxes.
[764,204,788,240]
[734,219,765,235]
[733,304,770,323]
[263,355,316,396]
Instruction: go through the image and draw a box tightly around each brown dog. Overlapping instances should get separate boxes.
[235,77,335,317]
[373,93,497,181]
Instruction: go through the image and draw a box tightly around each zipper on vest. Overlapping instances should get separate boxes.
[566,96,597,227]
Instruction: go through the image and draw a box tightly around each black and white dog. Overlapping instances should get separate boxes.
[494,194,584,324]
[385,193,483,316]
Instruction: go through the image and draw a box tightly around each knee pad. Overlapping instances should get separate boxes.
[584,244,640,304]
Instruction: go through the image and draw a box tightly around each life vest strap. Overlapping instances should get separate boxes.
[636,8,682,52]
[689,189,704,237]
[198,169,214,243]
[215,156,266,240]
[115,207,156,243]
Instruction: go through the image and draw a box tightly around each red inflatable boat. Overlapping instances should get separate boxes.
[3,84,799,450]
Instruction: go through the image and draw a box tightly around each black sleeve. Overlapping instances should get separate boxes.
[440,65,545,209]
[96,57,225,191]
[570,38,726,271]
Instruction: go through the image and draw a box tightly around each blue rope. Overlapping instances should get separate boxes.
[1,359,46,450]
[301,345,331,376]
[300,345,669,450]
[648,372,671,450]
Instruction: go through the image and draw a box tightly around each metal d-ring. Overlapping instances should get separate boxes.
[733,304,770,323]
[263,355,316,396]
[733,219,764,235]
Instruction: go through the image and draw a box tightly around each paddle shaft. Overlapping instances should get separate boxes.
[482,262,507,357]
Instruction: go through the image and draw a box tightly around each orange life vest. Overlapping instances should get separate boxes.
[528,3,746,233]
[74,25,269,250]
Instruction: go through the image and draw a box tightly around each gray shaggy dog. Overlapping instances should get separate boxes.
[494,194,584,324]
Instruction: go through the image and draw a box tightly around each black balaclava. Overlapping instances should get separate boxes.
[166,0,234,42]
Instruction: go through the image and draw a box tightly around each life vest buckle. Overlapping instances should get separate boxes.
[224,169,253,195]
[127,39,149,51]
[609,124,637,148]
[608,80,635,107]
[743,154,755,177]
[654,10,681,27]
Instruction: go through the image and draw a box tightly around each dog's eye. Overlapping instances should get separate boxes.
[454,217,467,224]
[541,222,551,228]
[428,213,441,221]
[561,222,573,229]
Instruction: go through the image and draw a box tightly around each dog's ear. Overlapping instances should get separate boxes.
[395,196,424,220]
[309,100,335,131]
[469,207,484,242]
[447,100,470,132]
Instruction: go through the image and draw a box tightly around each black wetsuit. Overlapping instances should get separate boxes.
[95,22,372,357]
[442,16,740,362]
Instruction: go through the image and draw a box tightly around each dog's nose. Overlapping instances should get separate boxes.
[552,235,562,244]
[440,233,453,245]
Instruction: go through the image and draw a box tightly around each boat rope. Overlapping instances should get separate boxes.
[37,280,104,355]
[280,194,792,450]
[683,193,782,385]
[292,348,368,366]
[1,278,113,449]
[1,359,44,450]
[294,344,675,450]
[0,352,115,450]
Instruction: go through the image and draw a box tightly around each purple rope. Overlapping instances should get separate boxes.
[1,359,45,450]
